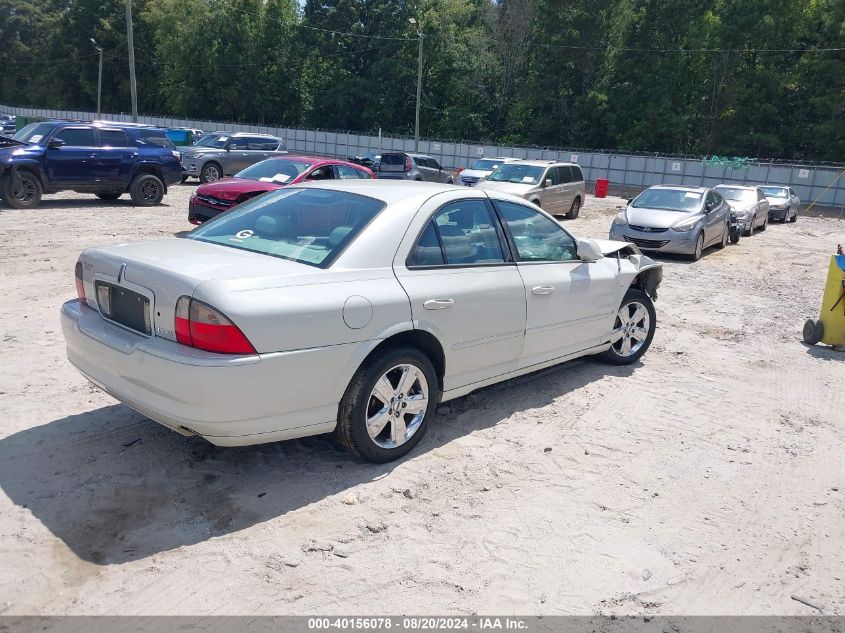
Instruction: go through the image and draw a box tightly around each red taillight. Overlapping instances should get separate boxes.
[75,261,86,302]
[456,167,464,175]
[404,155,412,172]
[174,296,255,355]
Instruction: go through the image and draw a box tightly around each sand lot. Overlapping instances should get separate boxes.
[0,183,843,616]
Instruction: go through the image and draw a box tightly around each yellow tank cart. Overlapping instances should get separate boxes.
[803,250,845,351]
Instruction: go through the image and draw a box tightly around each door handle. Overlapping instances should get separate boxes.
[423,299,455,310]
[531,285,555,295]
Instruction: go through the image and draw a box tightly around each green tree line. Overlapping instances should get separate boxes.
[0,0,842,161]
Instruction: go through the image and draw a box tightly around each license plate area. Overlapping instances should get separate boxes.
[94,281,151,336]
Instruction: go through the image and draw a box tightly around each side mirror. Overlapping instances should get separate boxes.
[543,179,552,188]
[627,198,633,205]
[47,139,64,149]
[577,238,604,262]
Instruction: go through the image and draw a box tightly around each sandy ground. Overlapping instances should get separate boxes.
[0,183,843,616]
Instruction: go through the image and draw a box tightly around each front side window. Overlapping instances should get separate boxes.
[194,134,228,148]
[543,167,560,186]
[187,188,385,268]
[54,127,95,146]
[496,201,578,262]
[408,200,505,267]
[305,165,334,180]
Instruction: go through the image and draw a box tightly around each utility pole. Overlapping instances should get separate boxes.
[125,0,139,122]
[90,38,103,119]
[409,18,423,152]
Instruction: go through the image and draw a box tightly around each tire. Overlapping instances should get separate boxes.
[566,196,581,219]
[730,228,740,244]
[335,345,438,463]
[95,192,122,201]
[716,223,729,249]
[447,177,454,185]
[600,288,657,365]
[790,209,798,223]
[180,176,189,183]
[802,318,823,345]
[745,220,754,237]
[129,173,165,206]
[689,232,705,261]
[2,170,42,209]
[759,214,768,231]
[781,210,789,223]
[199,162,222,184]
[532,199,541,207]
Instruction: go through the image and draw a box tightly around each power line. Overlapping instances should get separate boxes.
[539,43,845,53]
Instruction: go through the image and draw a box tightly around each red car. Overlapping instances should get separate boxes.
[188,155,374,224]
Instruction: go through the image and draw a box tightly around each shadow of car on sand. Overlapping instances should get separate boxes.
[0,357,637,566]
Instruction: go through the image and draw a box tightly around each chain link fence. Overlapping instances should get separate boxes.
[4,104,844,207]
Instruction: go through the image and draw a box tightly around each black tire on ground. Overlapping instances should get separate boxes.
[745,221,754,237]
[790,210,798,223]
[802,319,823,345]
[730,229,741,244]
[781,211,789,223]
[2,170,43,209]
[690,232,705,261]
[716,223,729,249]
[199,162,222,184]
[129,173,165,206]
[335,345,438,463]
[95,192,122,201]
[599,288,657,366]
[180,176,189,183]
[566,196,581,219]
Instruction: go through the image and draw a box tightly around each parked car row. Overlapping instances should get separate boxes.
[609,183,801,261]
[0,114,16,136]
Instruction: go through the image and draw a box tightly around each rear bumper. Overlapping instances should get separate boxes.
[61,299,346,446]
[609,224,696,255]
[376,172,412,180]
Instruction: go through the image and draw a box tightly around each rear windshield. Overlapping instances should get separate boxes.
[187,188,385,267]
[715,187,755,202]
[632,188,703,212]
[134,129,174,148]
[759,186,788,198]
[469,159,504,171]
[236,158,311,184]
[487,164,544,185]
[380,153,406,166]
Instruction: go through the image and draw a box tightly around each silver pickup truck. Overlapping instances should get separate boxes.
[179,132,287,183]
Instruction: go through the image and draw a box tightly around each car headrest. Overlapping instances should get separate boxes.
[254,214,295,240]
[329,225,353,247]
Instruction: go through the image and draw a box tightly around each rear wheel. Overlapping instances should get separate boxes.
[95,192,121,201]
[790,208,798,223]
[716,223,729,249]
[566,196,581,219]
[335,345,437,463]
[180,175,189,183]
[129,173,164,206]
[600,288,657,365]
[2,170,42,209]
[199,162,221,184]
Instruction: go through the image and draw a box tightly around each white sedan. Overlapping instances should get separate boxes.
[61,181,663,462]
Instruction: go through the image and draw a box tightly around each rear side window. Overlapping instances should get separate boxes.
[54,127,94,146]
[571,166,584,181]
[556,165,573,183]
[98,129,130,147]
[496,201,578,262]
[188,188,385,268]
[335,164,365,179]
[135,129,174,148]
[264,140,282,151]
[408,200,505,267]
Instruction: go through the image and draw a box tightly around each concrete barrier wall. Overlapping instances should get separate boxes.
[4,104,843,206]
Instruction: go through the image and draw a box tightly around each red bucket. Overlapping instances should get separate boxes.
[594,178,609,198]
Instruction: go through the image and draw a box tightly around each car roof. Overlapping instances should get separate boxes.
[206,131,280,139]
[509,159,579,167]
[714,184,757,191]
[651,184,708,193]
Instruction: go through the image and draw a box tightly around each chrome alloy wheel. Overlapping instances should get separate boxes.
[366,364,429,449]
[609,301,651,358]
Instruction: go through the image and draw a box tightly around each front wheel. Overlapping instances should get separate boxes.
[335,345,437,462]
[790,209,798,223]
[600,289,657,365]
[199,162,221,184]
[2,170,42,209]
[759,214,768,231]
[129,173,165,206]
[690,232,705,261]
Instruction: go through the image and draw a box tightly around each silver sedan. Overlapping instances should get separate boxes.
[62,182,662,462]
[609,185,731,261]
[714,184,770,235]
